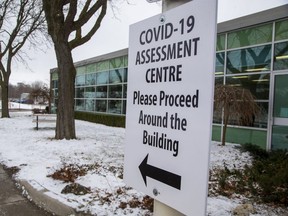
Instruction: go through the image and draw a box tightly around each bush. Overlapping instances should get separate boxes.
[75,111,126,128]
[217,144,288,205]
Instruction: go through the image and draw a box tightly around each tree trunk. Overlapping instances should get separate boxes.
[54,41,76,139]
[1,76,10,118]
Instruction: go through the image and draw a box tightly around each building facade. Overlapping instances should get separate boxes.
[51,5,288,150]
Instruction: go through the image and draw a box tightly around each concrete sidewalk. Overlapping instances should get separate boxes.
[0,165,52,216]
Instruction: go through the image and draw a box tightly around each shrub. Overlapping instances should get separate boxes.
[75,111,126,128]
[217,144,288,205]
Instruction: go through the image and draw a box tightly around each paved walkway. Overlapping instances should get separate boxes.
[0,165,52,216]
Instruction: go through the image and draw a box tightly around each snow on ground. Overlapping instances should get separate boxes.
[0,111,286,215]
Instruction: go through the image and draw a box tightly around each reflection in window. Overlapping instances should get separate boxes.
[226,74,270,100]
[122,100,126,114]
[96,71,108,84]
[227,24,272,49]
[108,100,122,114]
[275,19,288,41]
[213,107,222,124]
[76,87,84,98]
[215,52,225,75]
[110,57,124,69]
[215,77,223,85]
[84,87,95,98]
[52,80,58,88]
[95,100,107,112]
[96,86,107,98]
[86,64,96,73]
[109,69,124,83]
[53,89,58,97]
[75,99,85,111]
[254,102,268,128]
[85,99,95,111]
[274,42,288,71]
[217,34,225,51]
[76,75,85,86]
[123,84,127,98]
[97,60,109,71]
[225,102,268,128]
[76,66,86,75]
[227,45,271,74]
[109,85,122,98]
[86,73,96,85]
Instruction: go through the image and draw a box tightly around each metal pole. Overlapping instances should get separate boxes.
[152,1,192,216]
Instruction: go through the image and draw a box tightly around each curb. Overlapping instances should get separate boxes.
[19,180,82,216]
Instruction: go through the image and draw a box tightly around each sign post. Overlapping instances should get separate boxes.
[124,0,217,215]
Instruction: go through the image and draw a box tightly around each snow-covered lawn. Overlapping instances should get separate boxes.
[0,111,287,215]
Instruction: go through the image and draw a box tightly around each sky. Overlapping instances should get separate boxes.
[9,0,288,85]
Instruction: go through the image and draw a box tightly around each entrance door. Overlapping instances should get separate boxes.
[271,73,288,150]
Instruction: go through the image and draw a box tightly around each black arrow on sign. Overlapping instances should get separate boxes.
[139,154,181,190]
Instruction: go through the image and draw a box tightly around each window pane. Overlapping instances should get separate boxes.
[227,24,272,49]
[76,66,86,75]
[123,68,128,82]
[76,75,85,86]
[221,102,267,128]
[109,85,122,98]
[272,125,288,150]
[96,71,108,84]
[226,74,270,100]
[215,52,225,75]
[76,87,84,98]
[123,84,127,98]
[275,19,288,41]
[51,72,58,80]
[124,55,128,67]
[274,42,288,71]
[110,57,124,69]
[254,102,268,128]
[86,73,96,85]
[95,100,107,112]
[109,69,124,83]
[75,99,85,111]
[215,77,223,85]
[122,100,126,114]
[52,80,58,89]
[273,74,288,118]
[97,60,109,71]
[84,87,95,98]
[96,86,107,98]
[53,89,58,98]
[213,107,222,124]
[86,64,96,73]
[108,100,122,114]
[227,45,271,74]
[216,34,225,51]
[85,99,95,111]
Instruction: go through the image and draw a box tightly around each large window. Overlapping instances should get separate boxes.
[227,24,272,49]
[212,19,287,130]
[73,56,128,115]
[227,45,271,74]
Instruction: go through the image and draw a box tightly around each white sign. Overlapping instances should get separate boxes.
[124,0,217,215]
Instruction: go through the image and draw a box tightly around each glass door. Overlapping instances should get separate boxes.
[271,73,288,150]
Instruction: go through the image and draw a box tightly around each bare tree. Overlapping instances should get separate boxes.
[42,0,108,139]
[30,81,50,105]
[214,84,260,146]
[0,0,45,118]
